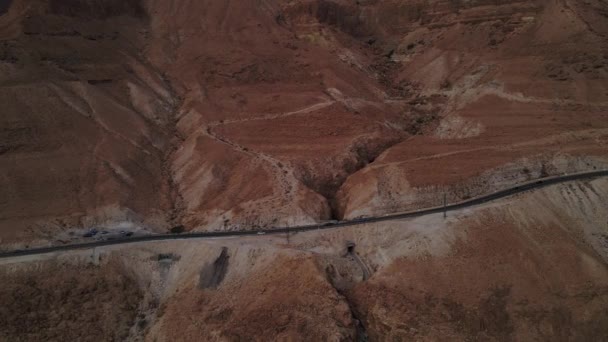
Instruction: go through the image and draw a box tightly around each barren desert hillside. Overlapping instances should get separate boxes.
[0,0,177,244]
[1,0,607,244]
[2,1,608,341]
[2,177,608,341]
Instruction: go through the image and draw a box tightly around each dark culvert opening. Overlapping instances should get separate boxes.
[346,242,355,254]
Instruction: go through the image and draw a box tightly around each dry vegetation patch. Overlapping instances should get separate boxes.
[0,261,142,342]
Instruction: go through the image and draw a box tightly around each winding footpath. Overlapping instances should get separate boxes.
[1,169,608,259]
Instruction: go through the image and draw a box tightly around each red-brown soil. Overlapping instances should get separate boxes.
[152,256,356,341]
[350,213,608,341]
[0,261,142,341]
[0,0,176,243]
[1,0,607,241]
[334,0,608,218]
[2,1,608,341]
[1,178,607,341]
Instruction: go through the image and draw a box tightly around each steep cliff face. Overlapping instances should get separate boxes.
[1,0,607,243]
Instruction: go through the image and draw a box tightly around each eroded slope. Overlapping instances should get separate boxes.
[1,0,608,243]
[334,0,608,218]
[0,0,177,244]
[2,178,607,340]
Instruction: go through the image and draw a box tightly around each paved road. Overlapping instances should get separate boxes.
[1,169,607,259]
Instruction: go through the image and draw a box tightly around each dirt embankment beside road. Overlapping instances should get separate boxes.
[1,179,602,341]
